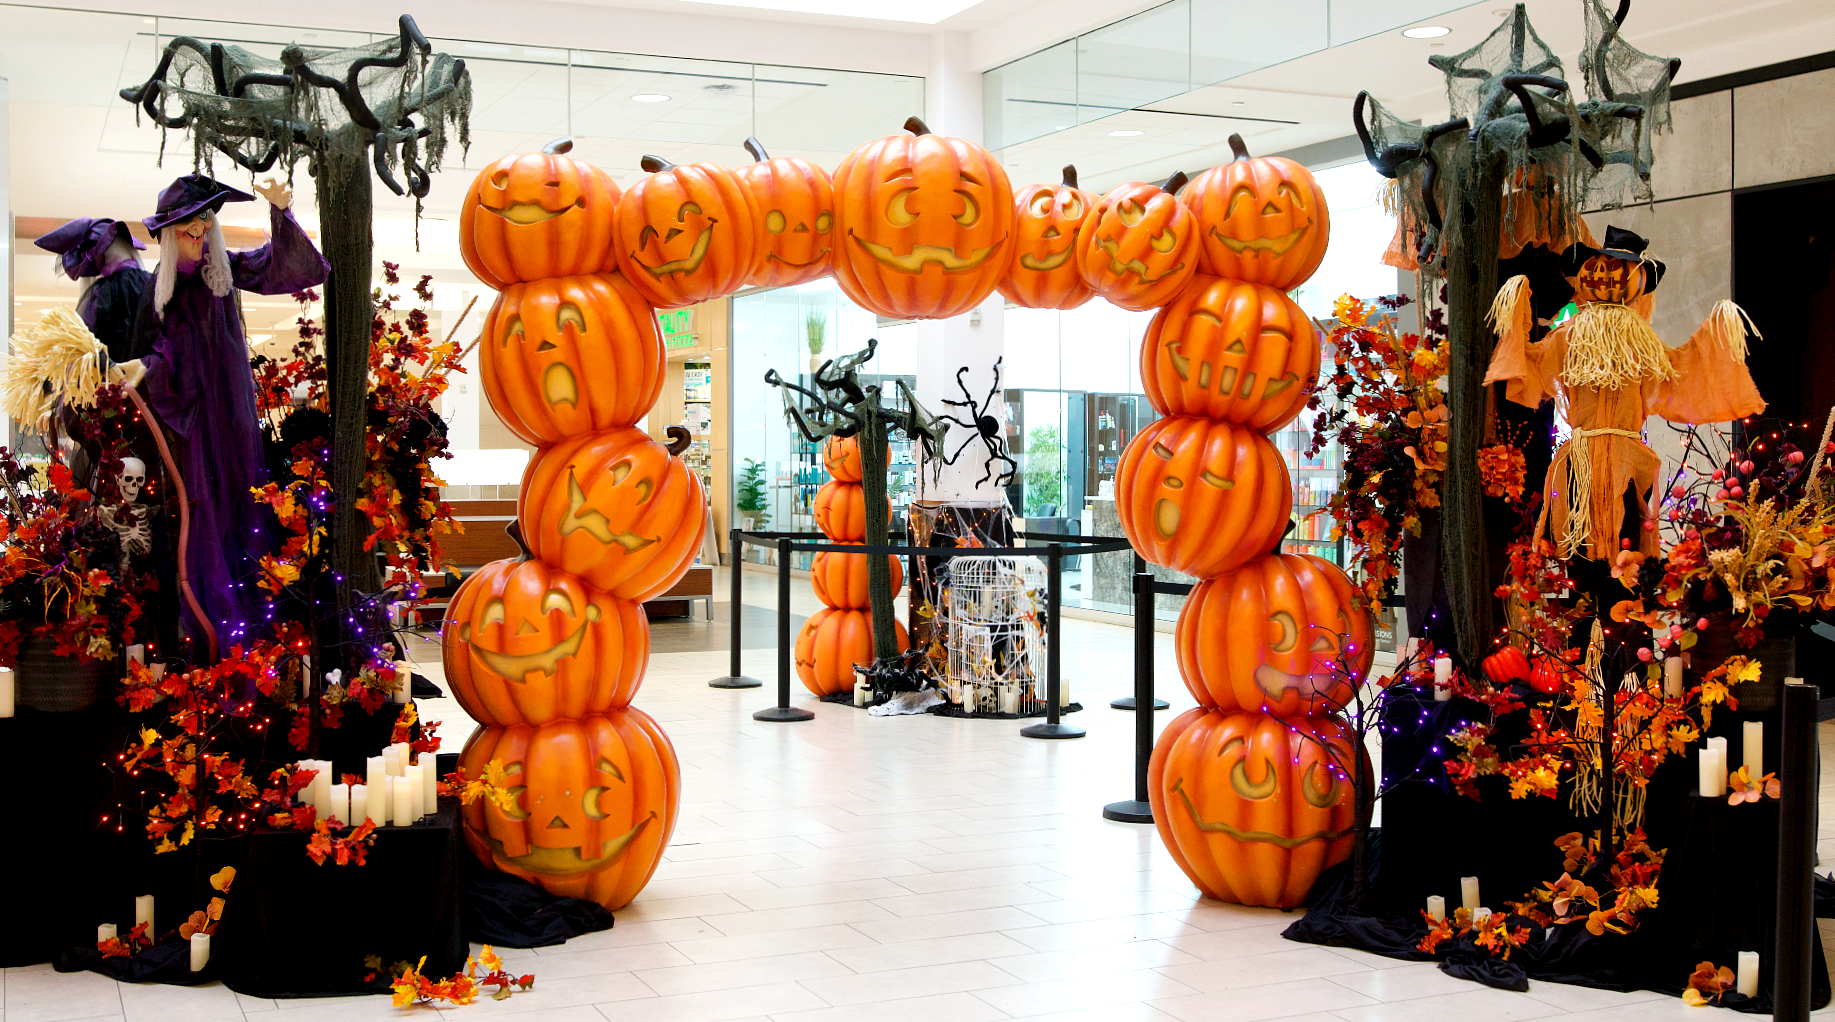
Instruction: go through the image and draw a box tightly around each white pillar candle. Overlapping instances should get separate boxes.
[959,682,977,712]
[392,775,416,826]
[148,664,165,682]
[393,662,412,704]
[420,754,438,815]
[366,757,390,825]
[1742,721,1763,778]
[1736,951,1760,996]
[1664,657,1684,698]
[189,931,209,972]
[1059,677,1071,708]
[1434,657,1453,701]
[126,643,145,664]
[404,763,423,820]
[0,668,13,718]
[311,761,332,814]
[1472,907,1493,926]
[1426,895,1445,922]
[1459,876,1480,913]
[328,783,349,826]
[1700,747,1726,798]
[350,783,368,825]
[392,742,411,775]
[383,745,402,777]
[1707,735,1728,758]
[135,894,154,937]
[999,685,1020,715]
[97,923,116,943]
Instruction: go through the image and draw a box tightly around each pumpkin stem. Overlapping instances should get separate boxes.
[743,137,769,163]
[640,154,676,173]
[505,520,532,561]
[903,116,931,136]
[1161,170,1189,194]
[665,425,693,457]
[1061,165,1079,189]
[542,138,573,156]
[1228,133,1251,162]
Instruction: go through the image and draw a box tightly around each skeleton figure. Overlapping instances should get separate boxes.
[99,456,153,575]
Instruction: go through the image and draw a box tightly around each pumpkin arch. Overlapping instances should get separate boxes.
[1141,276,1319,431]
[1181,134,1330,291]
[460,139,620,290]
[613,155,762,309]
[1075,172,1199,312]
[1114,416,1291,580]
[998,165,1097,311]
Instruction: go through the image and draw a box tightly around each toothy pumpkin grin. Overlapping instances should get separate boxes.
[1169,779,1349,847]
[1019,247,1074,272]
[850,232,1001,273]
[1095,237,1183,282]
[483,201,573,225]
[460,609,599,680]
[1212,222,1309,255]
[633,222,715,278]
[481,811,656,874]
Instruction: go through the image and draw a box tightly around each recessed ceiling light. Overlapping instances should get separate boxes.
[704,83,738,93]
[1230,101,1245,107]
[1054,125,1070,131]
[1108,129,1144,137]
[632,94,671,103]
[1402,25,1451,38]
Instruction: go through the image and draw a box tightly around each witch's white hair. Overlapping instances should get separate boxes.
[153,220,231,317]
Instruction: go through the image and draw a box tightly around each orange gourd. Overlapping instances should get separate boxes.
[736,138,835,288]
[793,607,910,696]
[810,545,904,609]
[812,481,886,542]
[830,117,1015,321]
[460,139,620,290]
[443,557,648,727]
[480,273,663,445]
[612,155,762,309]
[998,165,1097,311]
[1148,707,1359,907]
[821,435,874,483]
[1175,554,1374,718]
[1571,254,1654,306]
[1075,172,1199,312]
[459,709,679,910]
[1181,134,1330,290]
[1115,416,1291,580]
[1141,276,1319,431]
[520,427,707,600]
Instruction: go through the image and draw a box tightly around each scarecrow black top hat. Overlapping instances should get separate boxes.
[33,218,145,278]
[142,174,253,235]
[1562,225,1667,293]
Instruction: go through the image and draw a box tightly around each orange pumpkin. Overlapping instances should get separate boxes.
[1175,554,1374,717]
[1115,416,1291,580]
[822,435,876,484]
[1149,707,1360,907]
[737,138,835,288]
[793,607,910,696]
[1075,172,1199,312]
[612,155,761,309]
[810,545,904,609]
[1141,276,1320,431]
[460,139,620,290]
[1571,254,1655,306]
[443,557,648,727]
[812,481,886,542]
[830,117,1015,321]
[1181,134,1330,290]
[459,709,678,910]
[998,165,1096,311]
[480,273,663,445]
[520,427,707,601]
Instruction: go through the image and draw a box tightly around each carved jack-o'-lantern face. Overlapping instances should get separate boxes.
[830,117,1015,321]
[1115,416,1290,579]
[1571,253,1654,306]
[1143,276,1320,432]
[998,166,1097,311]
[1075,174,1200,312]
[612,156,761,309]
[737,138,836,288]
[460,139,621,290]
[1182,135,1330,291]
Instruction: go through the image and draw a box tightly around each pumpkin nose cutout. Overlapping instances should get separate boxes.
[1042,226,1060,240]
[1261,202,1280,215]
[547,816,570,829]
[516,619,538,636]
[794,222,808,233]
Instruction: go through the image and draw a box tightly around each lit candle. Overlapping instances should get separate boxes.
[126,644,145,664]
[135,894,154,938]
[1059,677,1071,708]
[420,754,438,815]
[404,764,423,822]
[0,668,13,718]
[1743,721,1763,777]
[1736,951,1759,996]
[1472,907,1492,926]
[383,745,402,777]
[98,923,117,943]
[999,685,1020,715]
[350,783,368,825]
[393,662,412,704]
[391,742,411,775]
[1700,747,1726,798]
[1460,876,1480,913]
[328,783,349,827]
[189,931,210,972]
[148,664,166,682]
[1434,658,1453,701]
[1664,657,1684,698]
[311,761,332,814]
[366,756,389,825]
[1426,895,1445,922]
[392,775,416,826]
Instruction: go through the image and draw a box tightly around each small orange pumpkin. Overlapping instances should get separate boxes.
[1075,172,1199,312]
[1141,276,1320,430]
[822,435,876,484]
[793,607,910,696]
[460,139,620,290]
[1149,707,1360,908]
[1181,134,1330,290]
[520,427,707,601]
[612,155,762,309]
[480,272,663,444]
[459,709,678,910]
[1175,554,1374,717]
[443,556,648,727]
[810,545,904,609]
[737,137,835,288]
[998,165,1097,311]
[812,481,886,542]
[830,117,1015,321]
[1115,416,1291,580]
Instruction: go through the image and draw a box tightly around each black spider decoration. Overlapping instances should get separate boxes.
[936,357,1018,490]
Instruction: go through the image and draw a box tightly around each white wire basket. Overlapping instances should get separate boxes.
[944,557,1047,715]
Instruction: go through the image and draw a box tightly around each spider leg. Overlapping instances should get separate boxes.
[983,357,1003,413]
[953,364,977,408]
[941,429,980,466]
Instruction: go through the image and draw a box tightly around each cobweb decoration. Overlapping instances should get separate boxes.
[944,557,1047,715]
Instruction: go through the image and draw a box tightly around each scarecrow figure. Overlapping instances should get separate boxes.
[1484,225,1764,562]
[32,218,150,362]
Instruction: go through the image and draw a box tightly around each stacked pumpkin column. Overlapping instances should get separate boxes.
[796,435,909,700]
[444,140,710,911]
[1111,136,1375,909]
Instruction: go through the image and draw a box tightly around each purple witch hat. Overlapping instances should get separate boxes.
[142,174,253,234]
[33,218,145,278]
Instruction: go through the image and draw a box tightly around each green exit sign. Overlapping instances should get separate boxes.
[657,308,697,350]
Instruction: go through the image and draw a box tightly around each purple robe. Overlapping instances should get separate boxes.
[132,206,328,653]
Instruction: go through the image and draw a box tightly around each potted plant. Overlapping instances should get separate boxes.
[735,457,770,534]
[805,309,827,373]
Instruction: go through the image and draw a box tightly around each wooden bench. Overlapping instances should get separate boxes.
[645,564,714,619]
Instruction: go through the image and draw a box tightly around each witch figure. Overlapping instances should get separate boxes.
[33,217,150,362]
[119,173,329,657]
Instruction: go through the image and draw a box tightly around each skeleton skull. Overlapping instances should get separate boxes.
[118,457,147,504]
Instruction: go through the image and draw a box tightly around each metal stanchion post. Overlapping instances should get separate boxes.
[710,528,763,688]
[1104,567,1156,822]
[1112,554,1169,712]
[1023,543,1085,739]
[755,535,813,722]
[1774,680,1817,1020]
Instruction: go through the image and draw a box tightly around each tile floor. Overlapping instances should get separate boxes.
[7,567,1834,1021]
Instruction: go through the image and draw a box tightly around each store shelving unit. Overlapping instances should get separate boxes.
[1271,408,1344,566]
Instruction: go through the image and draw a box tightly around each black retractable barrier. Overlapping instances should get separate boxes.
[1020,544,1085,740]
[1775,680,1818,1020]
[708,527,764,689]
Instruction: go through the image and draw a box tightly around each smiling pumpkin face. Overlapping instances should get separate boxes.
[1114,415,1291,579]
[1182,134,1329,290]
[831,117,1015,321]
[1175,553,1373,717]
[443,557,648,727]
[1142,276,1320,431]
[461,139,621,290]
[1075,174,1200,312]
[613,155,761,309]
[737,138,836,288]
[460,709,679,909]
[998,166,1097,311]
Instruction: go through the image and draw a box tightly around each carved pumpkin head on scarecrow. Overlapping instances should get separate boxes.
[1565,226,1665,306]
